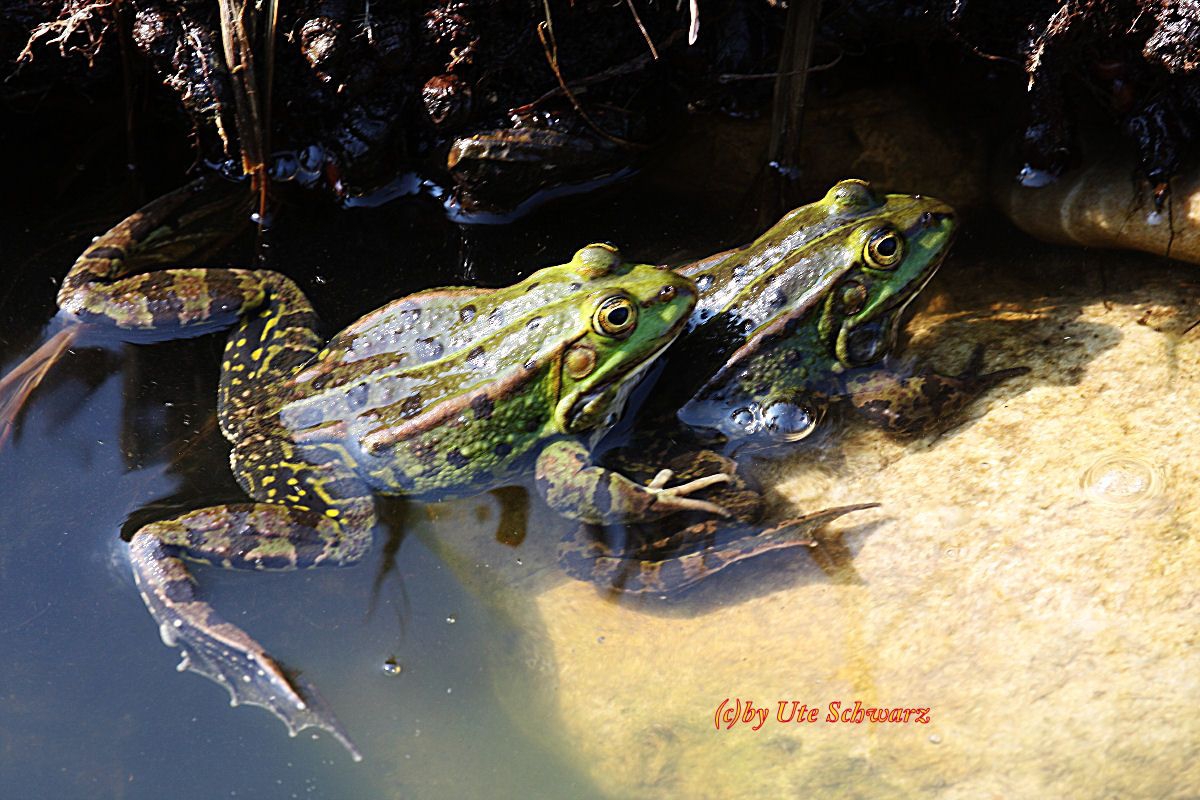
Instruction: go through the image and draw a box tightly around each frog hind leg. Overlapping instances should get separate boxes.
[1,180,255,441]
[57,177,260,336]
[215,269,323,439]
[561,503,878,595]
[844,346,1029,434]
[128,447,375,760]
[535,439,735,524]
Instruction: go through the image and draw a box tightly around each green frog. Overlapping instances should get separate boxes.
[53,179,728,758]
[562,180,1026,591]
[661,178,1027,449]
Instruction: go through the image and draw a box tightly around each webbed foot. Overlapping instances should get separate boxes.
[846,344,1029,434]
[129,531,362,761]
[0,324,83,448]
[537,439,734,524]
[644,467,733,517]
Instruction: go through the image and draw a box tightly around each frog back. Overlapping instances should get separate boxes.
[276,282,580,495]
[272,249,696,499]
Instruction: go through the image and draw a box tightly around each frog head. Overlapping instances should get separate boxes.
[815,189,956,368]
[551,244,697,436]
[672,180,956,445]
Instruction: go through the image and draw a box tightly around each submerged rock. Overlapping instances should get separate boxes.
[423,232,1200,798]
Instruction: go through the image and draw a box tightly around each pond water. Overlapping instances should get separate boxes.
[0,180,735,799]
[1,162,1197,799]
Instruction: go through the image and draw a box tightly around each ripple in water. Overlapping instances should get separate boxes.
[1080,454,1165,509]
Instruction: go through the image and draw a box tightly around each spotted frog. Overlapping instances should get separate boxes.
[562,180,1026,591]
[53,179,726,758]
[660,178,1027,448]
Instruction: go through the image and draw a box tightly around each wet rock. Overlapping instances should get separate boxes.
[427,234,1200,798]
[996,154,1200,266]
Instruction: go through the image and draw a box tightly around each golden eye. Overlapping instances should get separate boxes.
[864,229,904,268]
[593,295,638,337]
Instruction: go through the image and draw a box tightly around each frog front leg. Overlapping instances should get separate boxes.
[842,346,1029,434]
[128,443,374,760]
[535,439,732,524]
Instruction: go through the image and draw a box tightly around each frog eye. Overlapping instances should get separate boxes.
[864,229,905,269]
[593,295,638,337]
[828,179,879,213]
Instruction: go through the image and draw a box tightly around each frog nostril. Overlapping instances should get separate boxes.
[657,285,677,302]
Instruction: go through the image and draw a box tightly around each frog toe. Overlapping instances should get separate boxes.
[129,532,362,761]
[651,492,732,518]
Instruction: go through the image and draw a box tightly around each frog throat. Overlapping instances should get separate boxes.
[554,336,673,433]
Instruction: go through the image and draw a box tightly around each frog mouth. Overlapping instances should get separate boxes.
[560,337,675,433]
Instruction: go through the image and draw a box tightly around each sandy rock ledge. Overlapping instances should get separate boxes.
[424,239,1200,799]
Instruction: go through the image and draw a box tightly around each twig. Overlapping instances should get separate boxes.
[18,0,113,65]
[535,15,646,150]
[516,29,683,112]
[718,50,842,82]
[215,0,267,194]
[623,0,659,60]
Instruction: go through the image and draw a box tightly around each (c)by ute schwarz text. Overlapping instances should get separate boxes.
[713,698,932,731]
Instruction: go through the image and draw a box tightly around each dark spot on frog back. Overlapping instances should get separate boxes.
[471,394,494,419]
[346,382,370,409]
[415,336,445,361]
[85,245,126,261]
[465,345,488,370]
[446,449,469,468]
[400,393,423,418]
